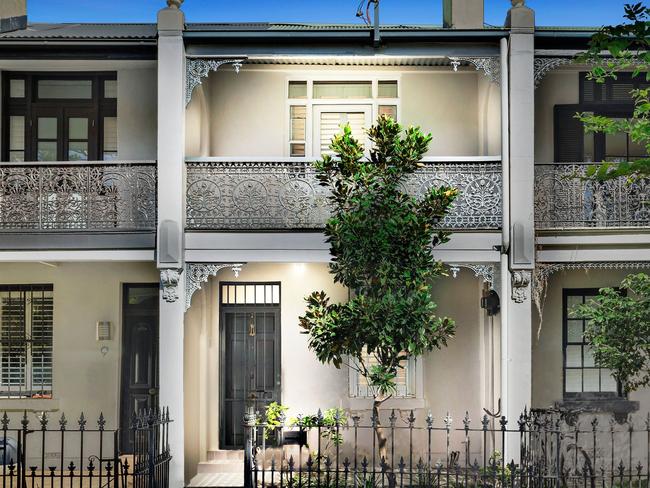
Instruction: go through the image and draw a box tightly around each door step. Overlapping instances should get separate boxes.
[207,450,245,462]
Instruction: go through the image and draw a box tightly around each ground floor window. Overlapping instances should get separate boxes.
[349,350,417,399]
[563,288,619,397]
[0,284,53,398]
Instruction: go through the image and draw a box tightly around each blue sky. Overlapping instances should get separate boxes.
[28,0,629,27]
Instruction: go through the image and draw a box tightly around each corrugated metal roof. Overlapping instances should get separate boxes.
[245,56,459,66]
[0,23,157,41]
[185,22,507,32]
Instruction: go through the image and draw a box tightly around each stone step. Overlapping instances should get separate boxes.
[207,450,245,462]
[197,460,244,474]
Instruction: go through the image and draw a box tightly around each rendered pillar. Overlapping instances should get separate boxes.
[503,1,535,458]
[157,3,186,487]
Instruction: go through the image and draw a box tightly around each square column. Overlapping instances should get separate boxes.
[157,3,186,487]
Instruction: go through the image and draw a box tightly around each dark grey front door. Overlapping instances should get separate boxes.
[120,284,159,453]
[221,306,281,449]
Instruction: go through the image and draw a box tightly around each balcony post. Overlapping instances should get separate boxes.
[502,0,535,461]
[157,2,186,488]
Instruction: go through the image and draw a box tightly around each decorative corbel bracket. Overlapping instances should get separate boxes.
[511,270,532,303]
[449,57,501,86]
[534,57,572,88]
[186,57,246,106]
[160,268,183,303]
[448,263,497,290]
[185,263,245,311]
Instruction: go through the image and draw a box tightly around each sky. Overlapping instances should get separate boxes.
[27,0,631,27]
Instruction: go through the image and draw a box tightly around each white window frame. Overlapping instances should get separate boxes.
[286,76,401,158]
[348,355,422,399]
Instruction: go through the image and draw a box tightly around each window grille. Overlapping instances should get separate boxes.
[0,285,53,398]
[349,349,417,398]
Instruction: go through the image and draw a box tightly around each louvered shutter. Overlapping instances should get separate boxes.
[0,294,26,388]
[554,104,584,162]
[31,292,53,391]
[319,111,367,155]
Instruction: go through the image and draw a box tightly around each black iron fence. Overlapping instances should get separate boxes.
[244,407,650,488]
[0,408,171,488]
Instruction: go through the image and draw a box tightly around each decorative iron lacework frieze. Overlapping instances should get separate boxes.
[534,163,650,229]
[185,160,502,231]
[449,57,501,85]
[185,263,244,311]
[186,58,245,106]
[0,162,157,231]
[448,263,497,289]
[534,57,572,88]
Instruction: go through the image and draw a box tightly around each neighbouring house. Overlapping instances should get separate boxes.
[0,0,648,487]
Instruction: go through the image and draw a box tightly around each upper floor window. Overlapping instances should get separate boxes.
[0,284,53,398]
[563,288,619,398]
[554,73,649,162]
[288,79,399,157]
[3,73,117,162]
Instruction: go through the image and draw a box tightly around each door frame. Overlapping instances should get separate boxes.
[119,282,160,454]
[219,282,282,449]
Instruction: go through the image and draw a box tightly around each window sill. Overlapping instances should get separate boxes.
[0,398,60,412]
[558,397,638,423]
[347,397,425,411]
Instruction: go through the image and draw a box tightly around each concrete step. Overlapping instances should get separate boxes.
[197,460,244,474]
[207,450,245,462]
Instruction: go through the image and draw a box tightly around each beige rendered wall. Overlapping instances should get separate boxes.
[185,67,501,158]
[183,264,488,478]
[118,67,158,160]
[0,261,158,426]
[532,268,650,409]
[534,70,580,163]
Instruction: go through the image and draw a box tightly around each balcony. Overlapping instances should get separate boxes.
[535,163,649,230]
[185,157,503,231]
[0,161,157,247]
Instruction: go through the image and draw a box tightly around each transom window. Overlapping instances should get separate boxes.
[288,79,399,157]
[3,73,117,162]
[220,283,280,306]
[563,289,619,397]
[0,284,53,398]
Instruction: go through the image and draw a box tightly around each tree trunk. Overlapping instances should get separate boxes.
[373,397,396,488]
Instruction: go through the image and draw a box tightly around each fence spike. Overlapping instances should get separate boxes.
[1,412,9,429]
[59,412,67,430]
[463,411,471,430]
[426,411,434,429]
[500,415,508,430]
[39,411,48,430]
[443,412,452,429]
[398,457,405,471]
[482,415,489,430]
[617,460,625,476]
[98,412,106,430]
[408,409,416,426]
[389,409,397,428]
[78,412,87,430]
[68,461,76,472]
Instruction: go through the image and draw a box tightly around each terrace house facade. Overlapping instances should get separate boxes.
[0,0,648,486]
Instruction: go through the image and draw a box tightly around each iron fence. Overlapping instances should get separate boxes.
[185,159,502,231]
[534,163,650,229]
[0,161,157,231]
[0,408,171,488]
[244,407,650,488]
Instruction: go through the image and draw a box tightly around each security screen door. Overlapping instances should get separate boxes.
[220,283,281,449]
[313,105,372,156]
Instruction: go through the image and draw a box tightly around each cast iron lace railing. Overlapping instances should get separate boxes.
[185,158,503,231]
[0,161,157,231]
[535,163,650,229]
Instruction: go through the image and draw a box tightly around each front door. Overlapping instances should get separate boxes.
[220,282,281,449]
[119,284,159,453]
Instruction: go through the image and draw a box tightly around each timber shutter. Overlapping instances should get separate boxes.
[554,104,584,162]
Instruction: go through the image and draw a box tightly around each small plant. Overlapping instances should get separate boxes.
[259,401,289,439]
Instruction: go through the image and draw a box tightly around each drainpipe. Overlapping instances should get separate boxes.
[373,0,381,47]
[499,35,510,422]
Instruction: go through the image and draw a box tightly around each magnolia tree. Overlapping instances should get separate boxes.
[577,2,650,180]
[573,273,650,392]
[299,115,457,460]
